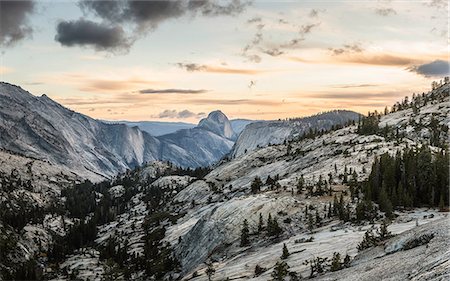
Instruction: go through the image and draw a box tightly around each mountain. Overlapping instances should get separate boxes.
[231,110,361,157]
[0,83,236,177]
[197,110,236,140]
[157,111,235,167]
[0,82,166,178]
[113,119,253,137]
[0,80,449,280]
[111,121,196,136]
[230,119,254,135]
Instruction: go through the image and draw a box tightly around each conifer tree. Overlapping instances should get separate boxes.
[271,261,289,281]
[281,243,289,259]
[258,213,264,233]
[205,262,215,281]
[330,252,342,271]
[251,176,263,194]
[240,219,250,247]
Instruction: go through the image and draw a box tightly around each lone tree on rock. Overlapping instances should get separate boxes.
[281,243,290,259]
[240,219,250,247]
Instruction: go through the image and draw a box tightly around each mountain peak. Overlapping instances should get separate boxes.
[0,81,35,102]
[198,110,235,139]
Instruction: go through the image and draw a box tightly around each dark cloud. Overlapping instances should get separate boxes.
[55,19,131,51]
[329,43,364,55]
[375,8,397,16]
[156,109,205,119]
[80,0,249,30]
[59,0,249,52]
[0,0,35,46]
[139,88,208,94]
[408,60,450,77]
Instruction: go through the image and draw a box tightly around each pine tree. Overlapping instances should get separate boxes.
[315,209,322,227]
[281,243,289,259]
[439,194,445,211]
[271,261,289,281]
[251,176,263,194]
[267,215,282,237]
[378,220,391,240]
[307,213,314,232]
[343,254,351,268]
[357,229,376,251]
[330,252,342,271]
[240,219,250,247]
[205,261,215,281]
[378,187,393,217]
[258,213,264,233]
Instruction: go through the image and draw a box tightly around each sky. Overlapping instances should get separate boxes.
[0,0,449,123]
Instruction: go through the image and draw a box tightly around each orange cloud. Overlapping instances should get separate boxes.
[176,63,265,75]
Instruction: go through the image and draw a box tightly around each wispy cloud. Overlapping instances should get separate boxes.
[139,88,208,94]
[304,91,402,100]
[334,53,420,66]
[329,43,364,56]
[175,63,264,75]
[374,8,397,16]
[187,98,281,106]
[331,84,379,89]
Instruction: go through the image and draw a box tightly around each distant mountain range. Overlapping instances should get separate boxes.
[113,118,254,137]
[0,82,361,178]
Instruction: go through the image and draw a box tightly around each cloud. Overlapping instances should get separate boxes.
[331,84,380,89]
[156,109,205,119]
[188,98,281,106]
[375,8,397,16]
[139,88,208,94]
[408,60,450,77]
[340,54,419,66]
[307,91,401,100]
[426,0,447,8]
[72,0,249,51]
[0,0,35,46]
[55,19,131,52]
[280,22,320,49]
[247,16,261,24]
[176,63,264,75]
[262,48,284,57]
[309,9,319,18]
[79,78,154,92]
[329,43,364,56]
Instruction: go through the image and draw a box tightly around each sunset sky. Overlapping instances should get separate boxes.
[1,0,449,122]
